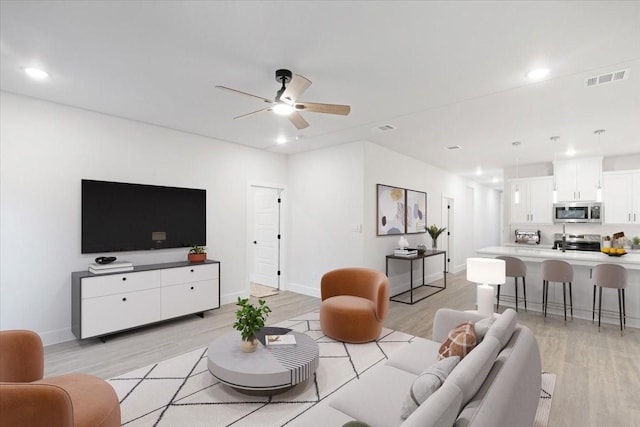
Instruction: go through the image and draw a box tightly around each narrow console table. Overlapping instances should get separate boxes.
[387,250,447,304]
[72,260,220,340]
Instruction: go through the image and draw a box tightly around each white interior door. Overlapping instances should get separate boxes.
[250,187,280,288]
[441,196,454,273]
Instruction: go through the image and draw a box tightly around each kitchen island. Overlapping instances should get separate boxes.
[475,246,640,328]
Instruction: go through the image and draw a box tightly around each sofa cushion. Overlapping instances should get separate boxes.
[402,382,464,427]
[385,337,441,376]
[485,308,517,349]
[401,356,460,419]
[445,335,500,406]
[438,321,476,360]
[329,364,416,427]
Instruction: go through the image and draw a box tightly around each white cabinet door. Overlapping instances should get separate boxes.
[603,173,632,224]
[575,157,601,201]
[81,288,161,338]
[510,180,529,223]
[555,160,578,202]
[161,279,219,320]
[529,177,554,224]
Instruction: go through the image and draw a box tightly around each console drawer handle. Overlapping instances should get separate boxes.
[190,269,194,273]
[122,277,127,281]
[122,297,127,302]
[190,286,194,290]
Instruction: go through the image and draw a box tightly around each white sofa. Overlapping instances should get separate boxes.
[292,308,542,427]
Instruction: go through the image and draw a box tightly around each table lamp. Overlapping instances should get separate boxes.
[467,258,506,317]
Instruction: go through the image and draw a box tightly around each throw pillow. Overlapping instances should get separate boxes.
[400,356,460,419]
[474,315,497,342]
[438,321,476,360]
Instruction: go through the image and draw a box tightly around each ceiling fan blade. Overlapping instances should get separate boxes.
[280,74,312,103]
[234,107,272,120]
[215,85,274,104]
[288,111,310,129]
[295,102,351,116]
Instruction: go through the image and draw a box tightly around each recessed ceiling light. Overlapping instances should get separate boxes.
[527,68,550,80]
[24,67,49,80]
[476,167,483,176]
[492,176,499,183]
[565,148,576,156]
[276,136,287,144]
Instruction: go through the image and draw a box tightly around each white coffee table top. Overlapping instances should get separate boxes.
[207,328,319,394]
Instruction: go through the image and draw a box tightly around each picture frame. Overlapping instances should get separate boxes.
[405,189,427,234]
[376,184,405,235]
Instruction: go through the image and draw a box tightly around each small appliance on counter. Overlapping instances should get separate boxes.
[514,229,541,245]
[552,233,601,252]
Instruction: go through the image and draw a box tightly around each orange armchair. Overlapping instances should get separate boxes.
[0,330,121,427]
[320,268,389,343]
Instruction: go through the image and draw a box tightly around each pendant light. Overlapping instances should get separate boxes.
[594,129,605,202]
[550,136,560,203]
[513,142,521,204]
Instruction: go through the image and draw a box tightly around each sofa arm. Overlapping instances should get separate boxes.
[432,309,485,342]
[0,330,44,382]
[0,383,73,427]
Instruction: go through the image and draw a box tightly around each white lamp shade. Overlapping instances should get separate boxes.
[466,258,506,285]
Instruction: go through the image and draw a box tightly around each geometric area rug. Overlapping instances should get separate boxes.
[108,311,556,426]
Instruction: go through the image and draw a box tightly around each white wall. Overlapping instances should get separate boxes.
[0,92,287,345]
[287,141,502,299]
[286,142,366,297]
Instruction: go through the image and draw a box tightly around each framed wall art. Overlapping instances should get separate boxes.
[405,189,427,234]
[376,184,405,235]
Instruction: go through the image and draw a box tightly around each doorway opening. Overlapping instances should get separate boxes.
[441,196,454,273]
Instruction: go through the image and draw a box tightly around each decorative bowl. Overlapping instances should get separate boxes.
[605,252,626,257]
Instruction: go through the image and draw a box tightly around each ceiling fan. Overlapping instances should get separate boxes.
[216,69,351,130]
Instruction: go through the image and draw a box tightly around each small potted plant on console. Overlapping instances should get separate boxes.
[426,224,447,250]
[632,236,640,250]
[188,245,207,263]
[233,297,271,353]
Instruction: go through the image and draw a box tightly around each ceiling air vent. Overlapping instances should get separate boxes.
[447,145,462,150]
[377,124,396,131]
[584,68,630,87]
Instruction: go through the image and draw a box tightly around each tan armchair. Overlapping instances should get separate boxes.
[0,330,121,427]
[320,268,389,343]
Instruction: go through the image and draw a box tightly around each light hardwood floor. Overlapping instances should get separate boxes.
[45,271,639,427]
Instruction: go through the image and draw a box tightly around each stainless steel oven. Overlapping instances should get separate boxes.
[553,202,603,223]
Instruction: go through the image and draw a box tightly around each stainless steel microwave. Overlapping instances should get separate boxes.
[553,202,603,223]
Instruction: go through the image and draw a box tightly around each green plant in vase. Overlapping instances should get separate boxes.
[233,297,271,353]
[188,245,207,263]
[425,224,446,250]
[632,236,640,250]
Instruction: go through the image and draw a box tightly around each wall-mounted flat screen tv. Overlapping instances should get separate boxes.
[82,179,206,254]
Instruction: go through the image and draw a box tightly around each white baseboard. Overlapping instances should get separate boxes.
[286,282,321,299]
[221,290,246,305]
[41,328,76,346]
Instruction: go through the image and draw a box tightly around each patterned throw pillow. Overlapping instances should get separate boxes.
[438,321,476,360]
[400,356,460,419]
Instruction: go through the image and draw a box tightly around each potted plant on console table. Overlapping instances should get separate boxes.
[426,224,447,250]
[188,245,207,263]
[233,297,272,353]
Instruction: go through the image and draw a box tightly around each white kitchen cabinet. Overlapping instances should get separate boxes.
[554,157,602,202]
[603,170,640,224]
[510,176,554,224]
[72,260,220,339]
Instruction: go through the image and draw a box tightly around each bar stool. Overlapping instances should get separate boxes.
[592,263,627,334]
[541,260,573,321]
[495,256,527,312]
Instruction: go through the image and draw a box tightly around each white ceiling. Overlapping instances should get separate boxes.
[2,1,639,189]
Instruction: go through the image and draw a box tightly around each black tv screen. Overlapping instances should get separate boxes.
[82,179,206,254]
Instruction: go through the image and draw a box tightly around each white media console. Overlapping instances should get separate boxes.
[72,260,220,340]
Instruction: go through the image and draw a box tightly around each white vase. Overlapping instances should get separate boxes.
[240,338,258,353]
[398,236,409,249]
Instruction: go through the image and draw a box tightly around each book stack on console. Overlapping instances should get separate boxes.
[89,261,134,274]
[394,248,417,257]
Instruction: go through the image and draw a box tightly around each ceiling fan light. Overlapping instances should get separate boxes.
[273,103,294,116]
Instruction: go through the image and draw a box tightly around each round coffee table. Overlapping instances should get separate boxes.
[207,328,319,395]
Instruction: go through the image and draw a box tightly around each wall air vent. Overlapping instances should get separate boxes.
[376,124,396,131]
[585,68,630,87]
[447,145,462,150]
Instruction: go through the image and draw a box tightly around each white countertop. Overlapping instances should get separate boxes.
[476,246,640,269]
